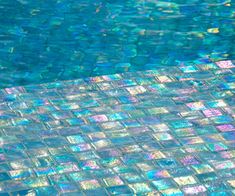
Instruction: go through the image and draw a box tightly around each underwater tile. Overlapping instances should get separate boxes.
[202,109,223,117]
[186,102,206,110]
[23,177,49,188]
[179,65,199,73]
[216,124,235,132]
[80,179,101,190]
[159,188,183,196]
[88,115,108,123]
[152,179,176,190]
[103,176,124,187]
[174,176,197,186]
[191,164,214,174]
[206,142,228,152]
[211,160,235,170]
[153,133,173,141]
[106,185,132,195]
[146,170,171,180]
[196,172,218,183]
[129,182,153,194]
[69,143,91,152]
[66,135,85,144]
[183,185,207,195]
[216,60,235,69]
[126,86,146,95]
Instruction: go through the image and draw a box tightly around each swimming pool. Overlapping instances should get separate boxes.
[0,0,234,88]
[0,1,235,195]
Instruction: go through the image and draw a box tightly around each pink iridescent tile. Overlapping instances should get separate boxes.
[88,114,108,123]
[216,124,235,132]
[186,102,206,110]
[216,60,235,69]
[202,109,222,117]
[183,185,207,194]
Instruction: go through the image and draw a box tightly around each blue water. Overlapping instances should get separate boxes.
[0,0,234,88]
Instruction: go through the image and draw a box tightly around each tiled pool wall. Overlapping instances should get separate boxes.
[0,0,234,88]
[0,60,234,195]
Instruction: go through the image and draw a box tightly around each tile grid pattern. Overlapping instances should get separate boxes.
[0,60,234,195]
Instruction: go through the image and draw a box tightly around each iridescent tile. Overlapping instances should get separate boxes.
[88,115,108,123]
[103,176,124,187]
[153,133,173,141]
[179,65,199,73]
[126,86,146,95]
[53,154,77,163]
[211,160,235,170]
[77,151,99,160]
[144,151,166,160]
[173,128,195,137]
[34,167,55,177]
[202,109,223,117]
[106,185,132,195]
[23,177,49,188]
[80,179,101,190]
[136,162,155,172]
[196,172,217,182]
[157,158,180,169]
[147,107,168,115]
[174,176,197,186]
[200,63,219,70]
[157,75,174,83]
[79,160,100,170]
[180,136,204,145]
[152,179,176,190]
[69,143,91,152]
[216,60,235,68]
[120,172,144,183]
[66,135,85,144]
[65,118,85,126]
[55,163,79,174]
[129,182,153,194]
[73,109,92,118]
[149,124,169,133]
[57,182,78,193]
[35,186,58,196]
[108,112,129,121]
[180,155,200,165]
[102,74,122,81]
[220,150,235,159]
[169,120,192,129]
[92,139,111,149]
[222,135,235,145]
[186,102,206,110]
[100,121,123,130]
[69,172,90,182]
[227,180,235,188]
[206,99,227,108]
[192,164,214,174]
[216,124,235,132]
[210,115,233,124]
[183,185,207,195]
[9,169,33,179]
[206,142,228,152]
[159,188,183,196]
[202,134,224,143]
[146,170,171,180]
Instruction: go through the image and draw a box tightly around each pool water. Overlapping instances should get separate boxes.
[0,0,234,88]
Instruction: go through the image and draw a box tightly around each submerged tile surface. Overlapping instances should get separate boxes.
[0,60,234,195]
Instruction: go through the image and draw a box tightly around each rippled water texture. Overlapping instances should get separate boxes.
[0,0,234,88]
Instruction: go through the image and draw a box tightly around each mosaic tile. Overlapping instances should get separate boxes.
[0,60,234,194]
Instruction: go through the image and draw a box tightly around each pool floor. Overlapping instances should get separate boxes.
[0,60,234,195]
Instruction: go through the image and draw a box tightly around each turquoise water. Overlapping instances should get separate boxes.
[0,0,234,88]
